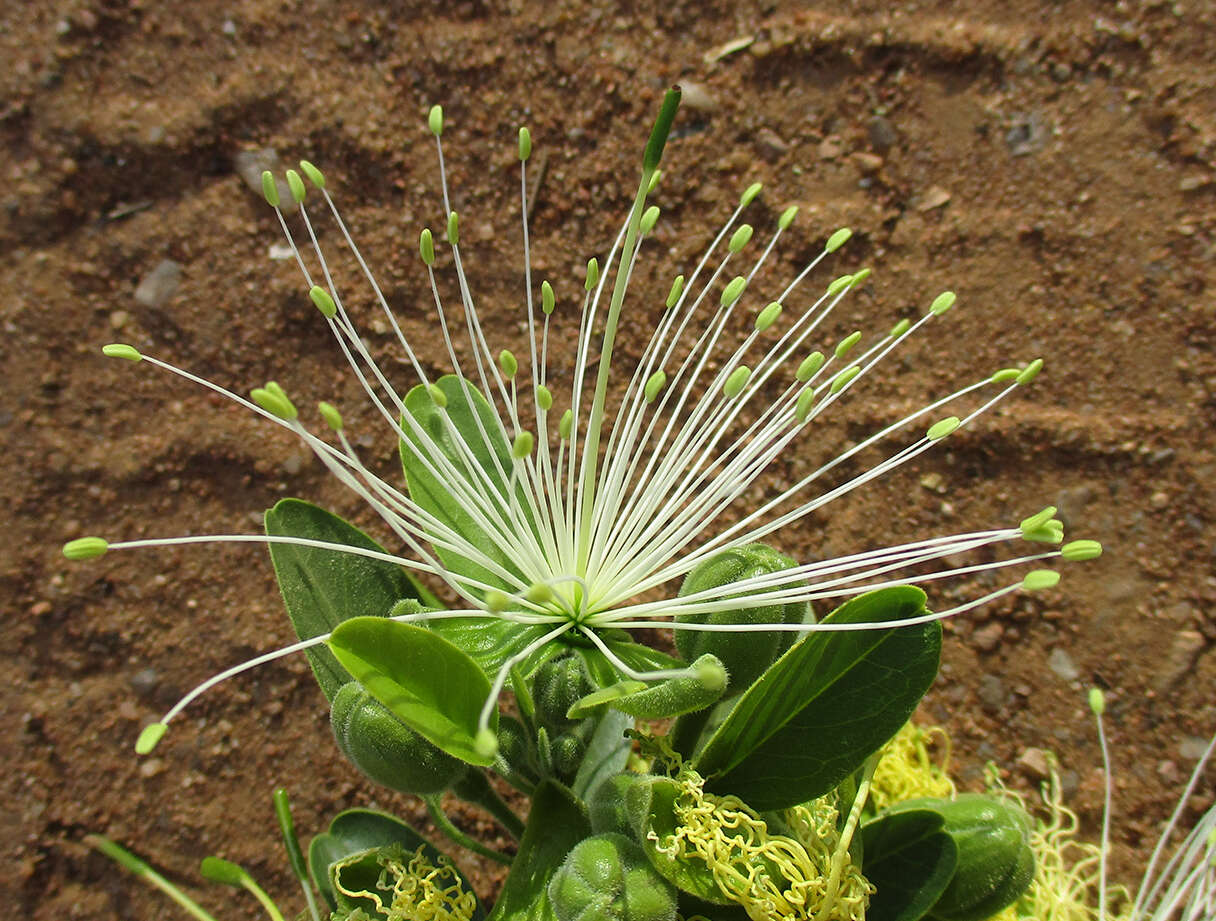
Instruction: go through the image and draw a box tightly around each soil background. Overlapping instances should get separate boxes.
[3,1,1216,918]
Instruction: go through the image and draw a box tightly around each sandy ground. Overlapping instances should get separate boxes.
[3,1,1215,918]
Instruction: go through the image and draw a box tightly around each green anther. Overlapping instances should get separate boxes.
[835,330,862,358]
[1022,569,1061,591]
[930,291,957,316]
[102,343,142,362]
[63,537,109,560]
[518,126,532,161]
[541,280,555,315]
[1088,687,1106,716]
[889,318,912,338]
[849,267,871,288]
[135,722,167,755]
[420,228,435,265]
[309,285,337,319]
[536,385,553,412]
[796,351,825,382]
[991,368,1021,382]
[740,182,762,207]
[778,205,799,230]
[827,274,853,296]
[643,87,681,172]
[927,416,961,441]
[1020,506,1058,534]
[286,169,306,204]
[644,370,667,403]
[485,590,509,613]
[251,383,298,421]
[499,349,518,379]
[830,365,861,394]
[474,728,498,760]
[795,388,816,423]
[647,170,663,194]
[446,211,459,245]
[559,409,573,440]
[720,275,747,307]
[299,159,325,189]
[427,384,448,409]
[723,365,751,398]
[318,401,343,431]
[728,224,754,254]
[585,257,599,291]
[825,227,852,253]
[755,302,782,332]
[524,583,553,604]
[512,431,534,459]
[1023,523,1065,544]
[666,275,685,308]
[428,104,443,137]
[1016,358,1044,384]
[695,658,729,694]
[260,170,280,208]
[640,205,661,234]
[1062,539,1103,561]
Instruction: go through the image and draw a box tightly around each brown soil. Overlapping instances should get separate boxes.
[4,1,1215,918]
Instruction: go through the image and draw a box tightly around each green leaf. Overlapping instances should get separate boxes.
[426,616,562,678]
[328,617,497,765]
[308,808,482,919]
[487,781,591,921]
[861,809,958,921]
[265,498,421,702]
[694,587,941,810]
[400,374,536,592]
[572,710,635,801]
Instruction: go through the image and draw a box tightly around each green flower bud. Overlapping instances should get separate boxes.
[549,834,677,921]
[331,682,466,795]
[495,714,536,781]
[532,655,593,733]
[589,772,647,837]
[550,731,587,780]
[911,794,1035,921]
[676,543,811,694]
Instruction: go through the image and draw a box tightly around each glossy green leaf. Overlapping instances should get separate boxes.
[426,616,562,678]
[265,498,421,702]
[861,809,958,921]
[328,617,496,765]
[487,781,591,921]
[308,808,482,919]
[694,587,940,810]
[572,710,635,801]
[400,374,536,592]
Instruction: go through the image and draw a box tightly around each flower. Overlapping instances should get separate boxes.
[64,88,1101,751]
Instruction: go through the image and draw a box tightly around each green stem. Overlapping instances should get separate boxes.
[273,789,321,921]
[576,88,681,574]
[814,753,878,921]
[241,878,286,921]
[86,835,219,921]
[451,769,526,840]
[425,796,514,866]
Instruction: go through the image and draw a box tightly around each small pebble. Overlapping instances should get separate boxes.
[1017,747,1052,782]
[128,667,159,698]
[971,622,1004,653]
[134,260,182,309]
[916,186,952,212]
[1048,648,1079,681]
[867,115,898,152]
